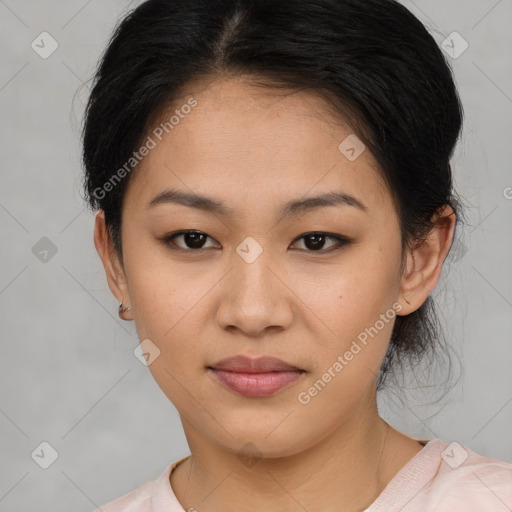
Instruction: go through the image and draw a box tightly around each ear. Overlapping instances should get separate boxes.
[397,205,456,315]
[93,210,133,320]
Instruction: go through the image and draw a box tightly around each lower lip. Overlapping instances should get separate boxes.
[208,369,305,397]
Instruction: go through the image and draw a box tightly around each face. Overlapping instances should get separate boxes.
[105,75,410,457]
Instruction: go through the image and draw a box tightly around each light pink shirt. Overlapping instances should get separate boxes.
[94,438,512,511]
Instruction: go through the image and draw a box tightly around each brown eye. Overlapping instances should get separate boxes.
[161,230,219,250]
[160,230,351,254]
[291,232,352,252]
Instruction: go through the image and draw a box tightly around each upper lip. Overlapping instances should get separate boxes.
[209,355,303,373]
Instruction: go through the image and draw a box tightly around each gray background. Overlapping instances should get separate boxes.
[0,0,511,510]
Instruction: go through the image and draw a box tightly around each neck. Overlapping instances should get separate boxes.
[170,400,419,512]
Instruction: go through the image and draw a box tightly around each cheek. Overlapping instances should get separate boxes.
[129,270,207,357]
[126,260,210,404]
[292,259,398,416]
[292,243,401,340]
[122,229,196,328]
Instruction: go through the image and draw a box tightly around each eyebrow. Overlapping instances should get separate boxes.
[146,188,367,220]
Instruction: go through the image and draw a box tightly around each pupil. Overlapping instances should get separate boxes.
[305,234,325,250]
[181,233,328,250]
[185,232,205,248]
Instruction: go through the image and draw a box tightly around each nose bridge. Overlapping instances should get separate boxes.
[215,238,293,335]
[232,238,277,306]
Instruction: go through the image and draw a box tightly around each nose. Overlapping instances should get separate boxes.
[215,246,294,337]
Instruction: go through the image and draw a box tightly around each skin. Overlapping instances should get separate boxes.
[94,75,456,512]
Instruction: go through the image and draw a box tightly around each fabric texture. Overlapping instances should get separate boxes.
[94,438,512,511]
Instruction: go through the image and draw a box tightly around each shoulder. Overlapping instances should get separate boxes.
[424,441,512,511]
[92,481,153,512]
[368,438,512,512]
[90,463,175,512]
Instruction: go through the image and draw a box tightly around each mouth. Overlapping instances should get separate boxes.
[207,355,306,398]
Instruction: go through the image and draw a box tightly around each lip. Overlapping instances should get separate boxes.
[210,355,302,372]
[207,355,306,398]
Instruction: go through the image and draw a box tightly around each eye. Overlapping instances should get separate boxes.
[160,230,219,250]
[159,230,352,253]
[290,232,352,252]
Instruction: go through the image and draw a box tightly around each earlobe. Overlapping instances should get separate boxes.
[93,210,133,320]
[397,205,456,316]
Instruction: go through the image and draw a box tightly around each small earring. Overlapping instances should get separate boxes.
[119,302,132,313]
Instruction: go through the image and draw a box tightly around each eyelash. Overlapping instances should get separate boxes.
[159,230,353,254]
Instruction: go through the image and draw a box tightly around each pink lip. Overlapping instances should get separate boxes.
[211,355,302,372]
[208,356,305,397]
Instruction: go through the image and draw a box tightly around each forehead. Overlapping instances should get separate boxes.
[124,75,390,215]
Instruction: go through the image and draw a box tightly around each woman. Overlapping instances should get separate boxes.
[83,0,512,510]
